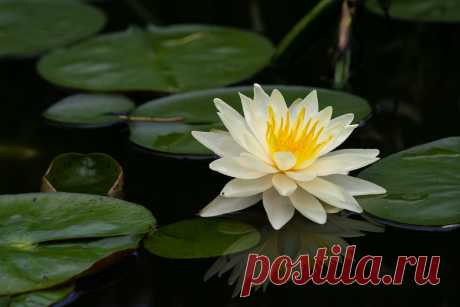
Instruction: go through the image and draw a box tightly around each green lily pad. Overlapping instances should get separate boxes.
[37,25,275,92]
[366,0,460,23]
[42,153,123,197]
[0,193,156,295]
[0,0,106,57]
[129,85,371,156]
[43,94,135,128]
[143,218,261,259]
[359,137,460,226]
[3,284,74,307]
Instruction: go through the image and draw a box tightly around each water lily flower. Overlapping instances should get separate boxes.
[192,84,386,230]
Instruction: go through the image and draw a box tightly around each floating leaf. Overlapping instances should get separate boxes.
[43,94,135,128]
[143,218,261,259]
[129,85,371,156]
[359,137,460,226]
[0,0,106,57]
[3,284,74,307]
[37,25,275,92]
[366,0,460,22]
[0,193,155,295]
[41,153,123,197]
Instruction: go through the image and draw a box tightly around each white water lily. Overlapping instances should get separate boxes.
[192,84,386,230]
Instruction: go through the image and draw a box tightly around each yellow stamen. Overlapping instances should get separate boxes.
[266,104,333,170]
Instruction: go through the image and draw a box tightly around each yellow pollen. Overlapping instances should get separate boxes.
[266,105,333,169]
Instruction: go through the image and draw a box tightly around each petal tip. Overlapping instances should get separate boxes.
[254,83,262,88]
[316,217,327,224]
[213,98,226,109]
[198,209,210,217]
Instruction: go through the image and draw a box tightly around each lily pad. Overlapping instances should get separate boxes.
[37,25,275,92]
[366,0,460,23]
[3,284,74,307]
[359,137,460,226]
[0,193,156,295]
[0,0,106,57]
[41,153,123,197]
[143,218,261,259]
[43,94,135,128]
[129,85,371,156]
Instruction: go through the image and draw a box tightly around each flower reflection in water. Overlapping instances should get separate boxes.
[204,214,383,296]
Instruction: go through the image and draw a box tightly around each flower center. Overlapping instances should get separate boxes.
[266,105,332,169]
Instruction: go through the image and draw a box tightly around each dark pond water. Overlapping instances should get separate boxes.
[0,1,459,306]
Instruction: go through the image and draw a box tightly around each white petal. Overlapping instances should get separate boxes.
[291,157,317,170]
[254,83,270,105]
[323,174,386,196]
[238,153,278,173]
[273,151,296,171]
[289,91,319,123]
[240,94,261,134]
[322,203,343,213]
[210,157,267,179]
[298,177,362,213]
[301,90,319,114]
[288,189,326,224]
[269,89,288,118]
[320,124,358,155]
[214,98,248,144]
[327,113,354,130]
[214,98,268,161]
[199,195,261,217]
[240,92,269,149]
[306,149,380,175]
[240,93,253,120]
[288,97,303,112]
[285,168,316,182]
[240,127,271,163]
[315,106,333,128]
[221,176,273,197]
[191,131,243,157]
[272,174,297,196]
[262,188,295,230]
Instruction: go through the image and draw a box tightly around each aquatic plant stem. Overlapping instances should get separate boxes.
[118,115,183,123]
[274,0,335,60]
[333,0,356,89]
[249,0,264,32]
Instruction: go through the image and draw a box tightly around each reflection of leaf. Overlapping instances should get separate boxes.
[129,85,371,156]
[0,144,39,160]
[0,193,156,295]
[359,137,460,226]
[143,218,261,259]
[37,25,274,92]
[5,284,74,307]
[0,0,106,57]
[41,153,123,197]
[366,0,460,22]
[43,94,135,128]
[205,215,383,297]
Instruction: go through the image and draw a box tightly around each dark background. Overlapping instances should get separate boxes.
[0,0,459,306]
